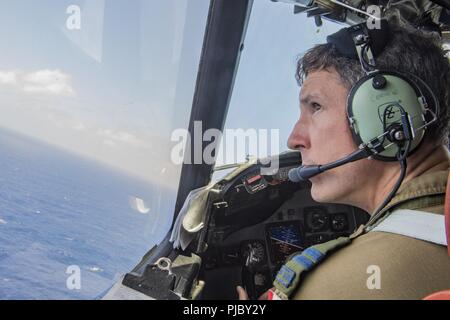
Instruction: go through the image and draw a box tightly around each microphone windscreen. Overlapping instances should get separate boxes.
[288,167,303,183]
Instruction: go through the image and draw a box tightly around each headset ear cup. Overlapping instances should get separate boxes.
[347,71,428,161]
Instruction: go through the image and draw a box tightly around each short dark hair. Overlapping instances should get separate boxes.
[296,20,450,145]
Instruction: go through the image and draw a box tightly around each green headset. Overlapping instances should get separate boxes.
[290,21,439,219]
[340,22,439,162]
[324,20,440,218]
[289,23,440,184]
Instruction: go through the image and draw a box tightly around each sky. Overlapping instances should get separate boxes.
[217,1,341,166]
[0,0,210,190]
[0,0,341,190]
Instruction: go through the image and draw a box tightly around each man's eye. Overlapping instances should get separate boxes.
[311,102,322,112]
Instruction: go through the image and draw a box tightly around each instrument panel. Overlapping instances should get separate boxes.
[206,206,357,269]
[204,199,367,298]
[202,158,369,299]
[266,221,304,265]
[205,198,366,298]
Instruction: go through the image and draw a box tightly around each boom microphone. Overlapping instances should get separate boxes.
[288,148,370,182]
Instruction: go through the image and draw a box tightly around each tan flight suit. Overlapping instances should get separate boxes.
[293,168,450,300]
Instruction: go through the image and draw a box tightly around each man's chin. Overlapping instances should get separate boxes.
[310,180,338,203]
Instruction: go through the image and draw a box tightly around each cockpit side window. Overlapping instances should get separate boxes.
[0,0,209,299]
[213,1,341,179]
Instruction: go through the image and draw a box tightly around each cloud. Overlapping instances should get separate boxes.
[97,129,147,148]
[0,71,18,85]
[0,69,75,97]
[72,122,86,131]
[102,139,117,147]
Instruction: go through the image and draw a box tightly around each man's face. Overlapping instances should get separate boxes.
[287,69,380,204]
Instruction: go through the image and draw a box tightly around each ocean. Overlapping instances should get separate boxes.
[0,127,175,299]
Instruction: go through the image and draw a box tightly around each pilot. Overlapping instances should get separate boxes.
[238,17,450,299]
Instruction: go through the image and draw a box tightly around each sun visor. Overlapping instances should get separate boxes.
[170,160,258,251]
[170,184,216,250]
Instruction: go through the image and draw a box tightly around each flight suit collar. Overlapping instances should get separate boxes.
[379,168,449,215]
[352,166,449,236]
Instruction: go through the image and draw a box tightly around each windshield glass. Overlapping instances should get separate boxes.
[0,0,209,299]
[214,1,340,177]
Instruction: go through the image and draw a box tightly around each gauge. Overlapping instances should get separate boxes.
[305,207,329,232]
[331,213,348,232]
[253,270,273,298]
[241,241,266,267]
[253,272,267,287]
[306,234,329,245]
[266,222,304,264]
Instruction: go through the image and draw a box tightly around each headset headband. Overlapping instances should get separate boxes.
[326,20,390,62]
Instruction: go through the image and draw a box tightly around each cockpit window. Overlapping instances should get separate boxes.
[0,0,209,299]
[214,1,341,173]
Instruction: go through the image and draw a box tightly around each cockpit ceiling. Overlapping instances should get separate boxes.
[271,0,450,45]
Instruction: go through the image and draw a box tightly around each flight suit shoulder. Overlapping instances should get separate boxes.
[293,230,450,300]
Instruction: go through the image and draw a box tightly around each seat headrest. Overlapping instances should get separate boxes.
[445,171,450,256]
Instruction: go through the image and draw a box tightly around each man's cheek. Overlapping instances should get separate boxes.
[310,174,332,200]
[310,170,344,202]
[310,181,331,203]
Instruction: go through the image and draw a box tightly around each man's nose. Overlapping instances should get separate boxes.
[287,119,310,151]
